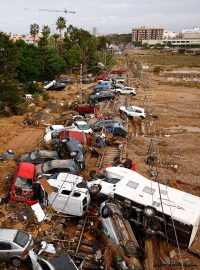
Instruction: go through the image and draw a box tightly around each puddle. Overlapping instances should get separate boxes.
[167,77,200,82]
[170,126,200,133]
[164,70,200,74]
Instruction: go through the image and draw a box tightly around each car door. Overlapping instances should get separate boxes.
[123,88,129,94]
[0,242,12,261]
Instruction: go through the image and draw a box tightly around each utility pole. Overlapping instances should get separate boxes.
[80,64,83,103]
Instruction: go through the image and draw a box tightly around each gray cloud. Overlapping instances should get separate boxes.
[0,0,200,34]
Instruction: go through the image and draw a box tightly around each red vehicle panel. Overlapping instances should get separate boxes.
[111,68,128,74]
[75,105,100,115]
[96,75,108,81]
[60,130,92,145]
[10,162,37,205]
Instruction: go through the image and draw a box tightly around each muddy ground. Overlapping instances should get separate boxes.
[0,49,200,268]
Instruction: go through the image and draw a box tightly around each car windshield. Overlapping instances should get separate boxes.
[104,178,120,184]
[77,123,90,130]
[126,106,133,111]
[74,116,83,121]
[30,151,38,160]
[15,177,33,189]
[14,231,29,247]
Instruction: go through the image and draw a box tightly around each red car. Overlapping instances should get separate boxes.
[95,75,108,81]
[74,104,100,116]
[60,130,92,145]
[111,68,128,74]
[10,162,37,205]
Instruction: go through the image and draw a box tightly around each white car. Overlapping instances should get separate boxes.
[119,105,146,118]
[73,115,84,122]
[115,87,136,96]
[71,120,92,134]
[112,77,125,84]
[45,125,65,134]
[98,78,113,84]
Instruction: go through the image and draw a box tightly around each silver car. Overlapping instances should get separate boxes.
[0,229,33,267]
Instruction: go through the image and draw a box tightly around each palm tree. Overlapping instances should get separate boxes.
[30,23,39,43]
[42,25,51,39]
[56,17,66,37]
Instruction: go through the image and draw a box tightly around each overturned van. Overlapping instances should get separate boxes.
[89,167,200,248]
[37,173,90,216]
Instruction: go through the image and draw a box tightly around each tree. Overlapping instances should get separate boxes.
[30,23,40,42]
[15,40,40,83]
[41,25,51,39]
[0,32,19,79]
[38,37,65,80]
[0,32,21,114]
[56,17,66,37]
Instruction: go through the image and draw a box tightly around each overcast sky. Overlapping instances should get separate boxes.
[0,0,200,35]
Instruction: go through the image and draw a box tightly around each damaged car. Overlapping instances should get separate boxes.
[10,162,38,205]
[38,173,90,216]
[100,201,145,269]
[35,160,80,177]
[0,229,33,267]
[19,150,59,165]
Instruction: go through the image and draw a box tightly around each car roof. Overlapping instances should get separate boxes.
[75,120,88,125]
[0,229,18,241]
[17,162,35,178]
[49,253,78,270]
[46,160,75,169]
[37,150,59,158]
[128,105,144,110]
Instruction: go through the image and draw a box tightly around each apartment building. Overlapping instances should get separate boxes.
[132,27,164,42]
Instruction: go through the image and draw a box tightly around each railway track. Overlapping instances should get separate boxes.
[71,216,98,270]
[96,145,120,168]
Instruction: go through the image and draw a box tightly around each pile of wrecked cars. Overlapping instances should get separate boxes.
[0,72,200,270]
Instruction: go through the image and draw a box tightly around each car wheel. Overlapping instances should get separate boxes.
[123,159,132,169]
[11,257,22,267]
[143,206,156,218]
[101,205,113,218]
[89,184,102,195]
[89,169,97,178]
[130,93,135,96]
[140,116,144,119]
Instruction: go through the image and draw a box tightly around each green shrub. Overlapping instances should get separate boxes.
[42,91,50,101]
[153,66,161,73]
[16,103,27,115]
[23,82,43,95]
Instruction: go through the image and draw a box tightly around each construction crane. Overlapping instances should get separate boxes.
[38,8,76,14]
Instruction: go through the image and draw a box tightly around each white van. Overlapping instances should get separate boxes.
[39,173,90,216]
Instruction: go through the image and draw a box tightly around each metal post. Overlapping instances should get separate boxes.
[80,64,83,103]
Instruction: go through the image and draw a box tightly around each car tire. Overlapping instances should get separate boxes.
[101,205,113,218]
[11,257,22,267]
[130,93,135,96]
[123,159,132,169]
[89,169,97,178]
[89,184,102,195]
[143,206,156,218]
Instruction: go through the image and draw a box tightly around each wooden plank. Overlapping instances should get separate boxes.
[145,238,154,270]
